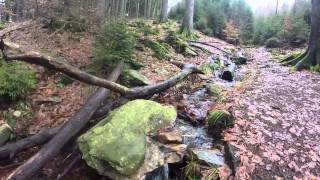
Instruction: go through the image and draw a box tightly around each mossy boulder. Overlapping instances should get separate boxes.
[120,69,150,87]
[0,123,13,146]
[77,100,177,177]
[206,84,225,98]
[208,110,234,136]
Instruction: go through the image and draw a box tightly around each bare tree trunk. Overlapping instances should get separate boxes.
[160,0,168,22]
[276,0,279,15]
[182,0,195,35]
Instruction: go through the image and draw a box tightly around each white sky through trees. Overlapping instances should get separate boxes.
[169,0,296,15]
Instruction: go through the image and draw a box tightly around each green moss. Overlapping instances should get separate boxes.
[142,39,171,60]
[166,30,196,56]
[310,65,320,72]
[208,110,233,135]
[206,84,225,101]
[78,100,177,176]
[132,21,160,36]
[120,69,150,87]
[94,22,135,72]
[0,61,37,100]
[201,63,221,75]
[0,123,13,146]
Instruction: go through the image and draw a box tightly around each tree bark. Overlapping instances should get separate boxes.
[182,0,195,35]
[6,61,124,180]
[160,0,168,22]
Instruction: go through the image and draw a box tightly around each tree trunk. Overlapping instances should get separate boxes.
[182,0,195,35]
[160,0,168,22]
[289,0,320,70]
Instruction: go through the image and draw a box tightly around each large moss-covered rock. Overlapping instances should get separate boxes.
[121,69,150,87]
[78,100,177,178]
[0,123,13,146]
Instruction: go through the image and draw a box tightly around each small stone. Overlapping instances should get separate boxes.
[165,153,183,164]
[13,111,22,118]
[163,144,187,153]
[157,132,183,144]
[191,149,225,166]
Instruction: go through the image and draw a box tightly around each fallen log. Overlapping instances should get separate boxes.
[0,126,60,160]
[1,40,203,98]
[6,61,124,180]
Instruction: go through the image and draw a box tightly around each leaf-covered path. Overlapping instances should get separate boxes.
[225,48,320,179]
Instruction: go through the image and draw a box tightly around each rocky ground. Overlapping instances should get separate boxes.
[225,48,320,179]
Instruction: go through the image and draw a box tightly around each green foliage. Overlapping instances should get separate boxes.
[183,152,201,180]
[265,37,281,48]
[0,61,37,100]
[0,22,7,30]
[94,22,135,72]
[252,13,310,45]
[142,39,171,59]
[310,65,320,72]
[170,0,253,42]
[132,21,160,36]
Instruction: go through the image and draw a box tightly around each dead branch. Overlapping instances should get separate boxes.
[1,41,203,99]
[188,40,233,56]
[0,126,60,160]
[6,61,124,180]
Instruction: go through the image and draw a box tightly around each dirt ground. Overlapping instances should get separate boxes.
[225,48,320,179]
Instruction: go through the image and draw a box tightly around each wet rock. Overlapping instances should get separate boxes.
[234,56,248,65]
[221,63,235,82]
[145,163,169,180]
[181,89,214,124]
[208,110,234,136]
[121,69,150,87]
[163,144,188,153]
[206,84,225,97]
[173,119,213,149]
[165,152,183,164]
[190,149,225,167]
[157,132,183,144]
[78,100,177,179]
[0,123,13,146]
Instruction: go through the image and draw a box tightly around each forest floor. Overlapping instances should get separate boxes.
[225,48,320,179]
